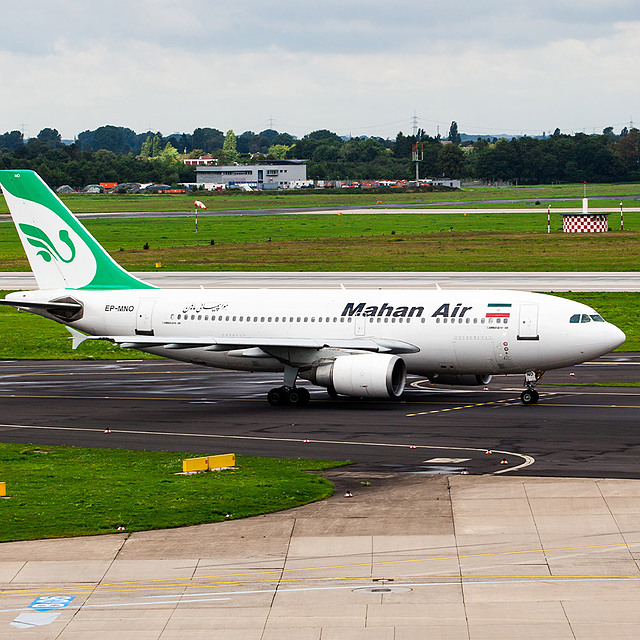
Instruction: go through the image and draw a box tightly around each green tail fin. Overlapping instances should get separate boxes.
[0,170,154,290]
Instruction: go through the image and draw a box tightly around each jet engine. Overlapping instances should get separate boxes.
[428,374,492,386]
[307,353,407,398]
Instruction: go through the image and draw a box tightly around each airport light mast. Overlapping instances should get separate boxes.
[412,142,424,183]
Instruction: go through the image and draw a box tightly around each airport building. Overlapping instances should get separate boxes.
[195,159,307,190]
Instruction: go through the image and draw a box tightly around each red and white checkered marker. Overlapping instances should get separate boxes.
[460,470,469,475]
[500,458,509,465]
[563,214,608,233]
[117,526,125,531]
[303,439,310,443]
[485,450,493,455]
[410,444,416,449]
[570,372,575,376]
[104,429,111,433]
[194,200,207,210]
[344,491,353,497]
[483,387,489,391]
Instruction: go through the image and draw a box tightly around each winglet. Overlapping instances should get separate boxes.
[66,326,91,350]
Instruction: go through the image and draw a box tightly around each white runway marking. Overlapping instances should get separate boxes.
[0,422,535,474]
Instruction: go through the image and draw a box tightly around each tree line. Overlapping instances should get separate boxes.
[0,123,638,188]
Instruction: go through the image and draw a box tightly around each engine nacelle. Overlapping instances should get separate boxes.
[428,374,492,386]
[308,354,407,398]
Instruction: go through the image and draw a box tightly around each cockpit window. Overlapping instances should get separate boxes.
[590,314,605,322]
[569,314,580,323]
[580,314,591,323]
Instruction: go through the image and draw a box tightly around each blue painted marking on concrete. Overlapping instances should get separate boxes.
[28,596,74,612]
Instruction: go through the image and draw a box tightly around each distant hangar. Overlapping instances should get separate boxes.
[196,159,307,190]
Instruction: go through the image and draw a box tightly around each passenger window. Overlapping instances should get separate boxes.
[581,314,591,323]
[569,314,580,323]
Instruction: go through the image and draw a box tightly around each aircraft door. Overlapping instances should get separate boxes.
[518,304,539,340]
[354,315,366,337]
[136,298,157,336]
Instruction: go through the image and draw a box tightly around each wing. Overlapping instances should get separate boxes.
[66,329,419,355]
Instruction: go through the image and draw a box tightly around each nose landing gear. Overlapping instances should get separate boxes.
[520,370,543,405]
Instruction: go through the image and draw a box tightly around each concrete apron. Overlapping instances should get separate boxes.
[1,472,640,639]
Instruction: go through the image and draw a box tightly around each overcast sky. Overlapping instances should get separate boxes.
[2,0,639,140]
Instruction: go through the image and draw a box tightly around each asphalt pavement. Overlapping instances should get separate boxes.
[0,353,637,478]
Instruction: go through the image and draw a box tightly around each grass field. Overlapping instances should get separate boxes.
[0,443,346,542]
[0,291,637,358]
[0,212,638,272]
[0,182,639,215]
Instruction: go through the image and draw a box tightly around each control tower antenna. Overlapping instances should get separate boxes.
[412,112,418,137]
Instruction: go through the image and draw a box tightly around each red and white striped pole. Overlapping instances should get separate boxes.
[620,201,624,231]
[547,205,551,234]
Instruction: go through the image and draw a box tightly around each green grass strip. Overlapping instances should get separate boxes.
[0,443,348,542]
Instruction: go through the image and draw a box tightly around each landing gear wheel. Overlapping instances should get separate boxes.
[267,387,288,406]
[520,389,539,405]
[288,386,310,407]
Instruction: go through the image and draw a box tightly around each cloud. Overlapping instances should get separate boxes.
[1,1,639,139]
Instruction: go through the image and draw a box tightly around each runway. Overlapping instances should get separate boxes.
[1,270,639,291]
[0,353,638,478]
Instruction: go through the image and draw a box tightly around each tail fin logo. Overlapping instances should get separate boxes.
[19,223,77,264]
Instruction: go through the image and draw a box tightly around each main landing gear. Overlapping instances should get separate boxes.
[520,370,542,405]
[267,365,311,407]
[267,386,310,407]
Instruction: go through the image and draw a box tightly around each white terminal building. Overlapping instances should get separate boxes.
[195,160,308,190]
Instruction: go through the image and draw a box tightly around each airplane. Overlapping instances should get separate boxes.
[0,170,626,407]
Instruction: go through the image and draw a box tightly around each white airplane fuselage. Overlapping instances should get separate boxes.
[7,286,625,377]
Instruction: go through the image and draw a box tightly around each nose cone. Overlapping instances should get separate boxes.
[604,323,626,353]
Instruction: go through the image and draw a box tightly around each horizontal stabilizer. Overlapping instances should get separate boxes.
[0,299,82,314]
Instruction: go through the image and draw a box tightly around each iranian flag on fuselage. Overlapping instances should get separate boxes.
[485,303,512,318]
